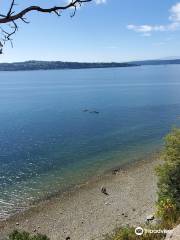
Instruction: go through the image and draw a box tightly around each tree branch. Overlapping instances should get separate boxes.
[0,0,92,51]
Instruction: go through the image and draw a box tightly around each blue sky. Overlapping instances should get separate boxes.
[1,0,180,62]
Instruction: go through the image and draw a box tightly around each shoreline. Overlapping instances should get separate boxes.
[0,152,161,240]
[0,150,160,221]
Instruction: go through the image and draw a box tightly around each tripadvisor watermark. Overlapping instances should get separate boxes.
[135,226,172,236]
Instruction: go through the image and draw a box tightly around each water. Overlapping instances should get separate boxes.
[0,65,180,219]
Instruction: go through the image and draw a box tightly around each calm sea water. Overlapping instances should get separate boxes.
[0,65,180,219]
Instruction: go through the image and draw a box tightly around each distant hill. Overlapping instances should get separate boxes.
[131,59,180,66]
[0,61,137,71]
[0,59,179,71]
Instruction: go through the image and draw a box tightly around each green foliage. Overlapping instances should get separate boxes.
[156,128,180,227]
[9,230,50,240]
[113,227,135,240]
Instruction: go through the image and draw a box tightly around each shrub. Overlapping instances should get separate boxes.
[156,128,180,227]
[9,230,50,240]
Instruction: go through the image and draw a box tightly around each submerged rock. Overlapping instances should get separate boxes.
[82,108,100,114]
[82,109,100,114]
[89,110,99,114]
[112,167,122,175]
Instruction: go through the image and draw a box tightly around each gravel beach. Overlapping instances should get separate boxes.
[0,154,161,240]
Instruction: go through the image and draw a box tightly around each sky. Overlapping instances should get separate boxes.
[0,0,180,62]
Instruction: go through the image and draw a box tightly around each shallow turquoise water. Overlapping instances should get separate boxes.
[0,65,180,219]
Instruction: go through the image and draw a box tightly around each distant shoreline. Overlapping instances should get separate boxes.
[0,59,180,71]
[0,61,138,72]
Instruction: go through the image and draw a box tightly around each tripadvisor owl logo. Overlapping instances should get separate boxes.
[135,226,144,236]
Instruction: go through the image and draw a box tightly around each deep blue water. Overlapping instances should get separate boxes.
[0,65,180,219]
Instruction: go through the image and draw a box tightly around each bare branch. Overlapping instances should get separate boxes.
[7,0,16,18]
[0,0,92,51]
[0,0,92,23]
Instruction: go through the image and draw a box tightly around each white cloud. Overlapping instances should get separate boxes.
[95,0,106,4]
[127,23,180,34]
[127,25,152,33]
[127,2,180,36]
[169,2,180,21]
